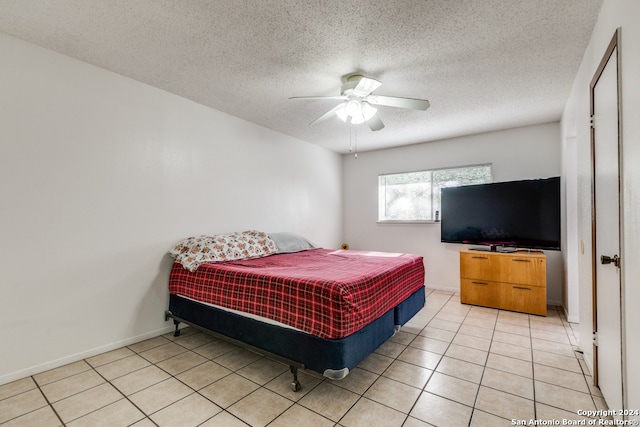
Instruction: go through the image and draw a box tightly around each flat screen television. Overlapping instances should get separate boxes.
[440,177,561,251]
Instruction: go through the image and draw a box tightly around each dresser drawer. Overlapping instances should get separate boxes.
[500,283,547,316]
[499,256,546,287]
[460,278,501,309]
[460,252,498,279]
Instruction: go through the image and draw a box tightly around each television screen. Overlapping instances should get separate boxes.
[440,177,561,251]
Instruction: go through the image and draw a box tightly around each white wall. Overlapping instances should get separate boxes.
[0,34,342,385]
[342,123,563,301]
[560,0,640,410]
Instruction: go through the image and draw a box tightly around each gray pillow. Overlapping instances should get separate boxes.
[268,232,317,253]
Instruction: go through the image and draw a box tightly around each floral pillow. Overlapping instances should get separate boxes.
[169,230,278,272]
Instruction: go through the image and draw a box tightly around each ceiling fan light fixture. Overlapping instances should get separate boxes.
[335,104,349,122]
[335,100,377,124]
[361,101,377,121]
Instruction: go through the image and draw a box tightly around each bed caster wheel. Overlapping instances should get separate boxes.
[291,381,301,392]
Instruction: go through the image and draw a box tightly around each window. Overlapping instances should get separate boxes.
[378,164,492,222]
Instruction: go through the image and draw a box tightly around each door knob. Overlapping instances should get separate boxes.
[600,254,621,268]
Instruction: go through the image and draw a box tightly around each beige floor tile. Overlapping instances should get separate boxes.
[199,373,259,408]
[382,360,433,389]
[0,389,49,424]
[86,347,135,368]
[389,330,417,345]
[110,365,171,396]
[356,352,394,374]
[445,343,488,366]
[410,336,450,354]
[492,330,532,348]
[536,403,592,422]
[127,336,171,354]
[474,385,534,421]
[268,403,334,427]
[192,339,240,359]
[340,397,407,427]
[172,331,216,350]
[534,364,590,393]
[298,381,359,422]
[228,388,293,427]
[364,376,421,413]
[128,378,193,415]
[435,356,485,383]
[139,342,187,364]
[156,350,207,376]
[534,381,595,414]
[427,318,461,332]
[410,391,473,426]
[490,341,532,362]
[425,372,479,407]
[442,301,471,314]
[532,350,582,373]
[434,311,466,324]
[374,340,407,358]
[531,338,575,358]
[176,360,232,391]
[457,324,494,340]
[199,411,250,426]
[485,353,533,378]
[331,367,378,395]
[397,346,442,370]
[95,354,151,381]
[1,405,61,427]
[470,409,514,427]
[0,377,37,400]
[66,398,145,427]
[40,370,105,403]
[403,415,431,427]
[129,417,156,427]
[150,393,221,427]
[452,333,492,352]
[481,367,534,399]
[530,328,571,344]
[213,348,262,371]
[236,357,289,386]
[264,369,322,401]
[462,317,496,330]
[33,360,92,386]
[458,308,498,322]
[419,326,457,342]
[494,322,530,337]
[53,383,122,424]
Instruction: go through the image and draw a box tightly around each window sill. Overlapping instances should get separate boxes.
[377,220,441,225]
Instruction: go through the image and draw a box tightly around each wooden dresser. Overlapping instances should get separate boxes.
[459,249,547,316]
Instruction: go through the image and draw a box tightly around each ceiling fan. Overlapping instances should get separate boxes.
[289,74,430,131]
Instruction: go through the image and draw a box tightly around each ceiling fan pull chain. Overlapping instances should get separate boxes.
[354,130,358,159]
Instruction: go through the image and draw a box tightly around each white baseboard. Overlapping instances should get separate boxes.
[0,325,176,387]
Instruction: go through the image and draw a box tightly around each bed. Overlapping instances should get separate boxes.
[164,231,425,390]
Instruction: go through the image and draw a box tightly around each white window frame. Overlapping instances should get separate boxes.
[377,164,493,223]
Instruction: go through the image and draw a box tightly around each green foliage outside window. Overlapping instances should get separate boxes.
[378,165,492,221]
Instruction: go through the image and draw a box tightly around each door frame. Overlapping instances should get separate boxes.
[589,27,624,397]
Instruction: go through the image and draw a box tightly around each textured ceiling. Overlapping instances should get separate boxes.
[0,0,603,153]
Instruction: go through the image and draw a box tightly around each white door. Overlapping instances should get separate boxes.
[592,36,623,412]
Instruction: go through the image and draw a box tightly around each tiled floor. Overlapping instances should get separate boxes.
[1,289,613,427]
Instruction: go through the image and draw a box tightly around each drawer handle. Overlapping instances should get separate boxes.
[472,281,489,285]
[513,286,531,291]
[471,256,488,259]
[512,259,532,263]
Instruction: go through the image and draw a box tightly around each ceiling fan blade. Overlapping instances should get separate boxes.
[367,114,385,131]
[310,103,346,126]
[289,95,345,100]
[368,95,430,111]
[353,77,382,97]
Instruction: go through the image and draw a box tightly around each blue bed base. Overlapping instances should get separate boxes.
[165,286,425,387]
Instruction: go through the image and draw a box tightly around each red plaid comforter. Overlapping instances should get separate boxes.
[169,248,424,339]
